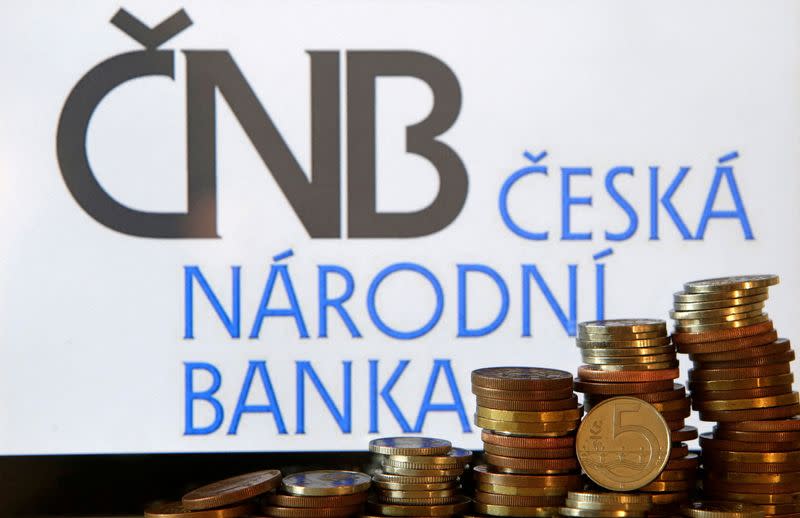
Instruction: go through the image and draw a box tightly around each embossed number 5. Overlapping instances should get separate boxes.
[613,401,659,460]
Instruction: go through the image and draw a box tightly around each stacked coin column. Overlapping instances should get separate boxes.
[367,437,472,517]
[670,275,800,518]
[470,367,583,517]
[573,320,699,515]
[263,470,371,518]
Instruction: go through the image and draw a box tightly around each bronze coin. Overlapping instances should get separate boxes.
[669,444,689,459]
[699,403,800,422]
[671,320,774,345]
[262,504,363,517]
[690,384,793,401]
[480,431,575,449]
[704,479,800,494]
[688,373,794,392]
[699,432,800,452]
[265,492,367,508]
[702,459,800,473]
[483,443,576,459]
[182,469,282,510]
[485,454,579,471]
[583,386,686,405]
[659,407,691,421]
[476,395,578,411]
[671,426,699,442]
[676,329,778,354]
[712,427,800,443]
[693,350,795,370]
[472,465,582,487]
[688,337,789,362]
[689,362,790,381]
[577,366,679,382]
[473,491,565,507]
[144,502,256,518]
[666,419,687,431]
[663,453,699,470]
[472,384,574,401]
[717,416,800,432]
[574,379,675,395]
[472,367,573,391]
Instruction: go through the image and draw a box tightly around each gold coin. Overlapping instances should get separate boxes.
[673,309,764,326]
[582,354,676,365]
[680,501,765,518]
[584,361,678,371]
[670,302,765,320]
[673,292,769,311]
[475,415,579,435]
[378,495,461,505]
[567,491,652,504]
[673,287,769,303]
[688,373,794,391]
[373,478,456,491]
[564,499,651,512]
[580,319,667,334]
[703,450,800,462]
[384,447,471,467]
[674,314,769,333]
[476,483,571,496]
[577,337,672,349]
[693,392,798,411]
[377,489,458,499]
[684,275,779,294]
[705,472,800,484]
[368,437,451,456]
[576,396,671,491]
[366,495,471,516]
[705,491,800,505]
[144,502,257,518]
[580,330,666,341]
[474,503,560,517]
[381,464,464,477]
[371,472,458,485]
[581,346,675,357]
[281,470,370,496]
[559,506,647,517]
[476,406,583,423]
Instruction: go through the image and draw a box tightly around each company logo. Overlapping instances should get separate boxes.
[56,9,468,238]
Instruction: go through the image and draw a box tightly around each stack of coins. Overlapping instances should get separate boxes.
[145,469,281,518]
[367,437,472,517]
[669,275,800,517]
[558,491,652,518]
[470,367,583,517]
[573,320,699,512]
[261,470,370,517]
[680,502,766,518]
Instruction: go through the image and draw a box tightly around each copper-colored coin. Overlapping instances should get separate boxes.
[476,395,578,411]
[671,426,699,442]
[705,472,800,484]
[694,392,798,412]
[703,479,800,494]
[669,444,689,459]
[703,460,800,473]
[712,427,800,443]
[145,502,256,518]
[476,483,573,496]
[676,330,778,354]
[577,366,679,382]
[472,367,573,391]
[265,492,367,508]
[754,503,800,516]
[638,479,693,492]
[659,407,691,421]
[703,491,800,505]
[472,384,574,401]
[690,384,793,402]
[574,379,675,395]
[583,353,676,366]
[699,403,800,422]
[679,501,765,518]
[181,469,282,510]
[481,431,575,448]
[663,453,699,470]
[576,397,671,491]
[703,449,800,463]
[484,443,575,459]
[652,470,694,481]
[689,337,789,362]
[694,350,795,370]
[689,362,789,381]
[718,416,800,432]
[700,433,800,452]
[688,373,794,392]
[472,465,581,487]
[650,492,690,505]
[666,419,686,431]
[485,454,579,471]
[585,386,686,405]
[474,491,565,507]
[261,504,363,517]
[671,320,773,345]
[649,397,691,413]
[366,495,471,516]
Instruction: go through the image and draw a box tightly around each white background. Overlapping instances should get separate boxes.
[0,0,798,453]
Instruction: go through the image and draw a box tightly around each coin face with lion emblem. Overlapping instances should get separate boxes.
[576,396,671,491]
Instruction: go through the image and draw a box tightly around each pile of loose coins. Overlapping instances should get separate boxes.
[471,367,583,516]
[368,437,472,517]
[263,470,371,517]
[573,319,699,514]
[558,491,653,518]
[670,274,800,517]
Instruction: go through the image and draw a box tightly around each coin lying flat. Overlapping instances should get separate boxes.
[471,367,573,391]
[281,470,370,496]
[145,501,256,518]
[576,397,671,491]
[181,469,282,510]
[368,437,451,456]
[683,275,779,294]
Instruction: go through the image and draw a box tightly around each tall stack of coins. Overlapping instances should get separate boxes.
[558,491,653,518]
[573,320,699,512]
[367,437,472,517]
[470,367,583,517]
[145,469,281,518]
[262,470,370,517]
[670,274,800,517]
